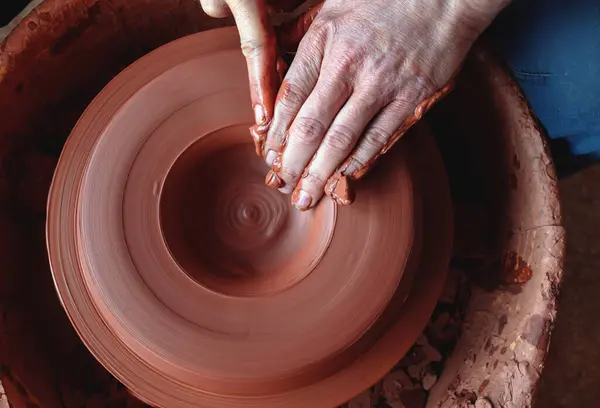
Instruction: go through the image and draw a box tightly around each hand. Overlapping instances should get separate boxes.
[199,0,308,156]
[262,0,510,210]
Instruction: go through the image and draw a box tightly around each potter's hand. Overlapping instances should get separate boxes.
[199,0,305,156]
[264,0,510,210]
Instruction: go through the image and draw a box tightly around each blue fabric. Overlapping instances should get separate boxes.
[486,0,600,177]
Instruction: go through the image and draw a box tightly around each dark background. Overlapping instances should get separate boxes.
[0,0,31,26]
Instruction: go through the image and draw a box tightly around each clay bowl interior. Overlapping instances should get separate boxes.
[0,1,564,407]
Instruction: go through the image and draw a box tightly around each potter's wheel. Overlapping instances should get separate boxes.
[46,27,453,407]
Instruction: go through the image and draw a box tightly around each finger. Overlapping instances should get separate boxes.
[291,92,383,210]
[226,0,279,157]
[262,27,326,187]
[325,81,454,205]
[350,100,416,177]
[275,2,324,52]
[199,0,231,18]
[347,81,455,179]
[274,66,354,194]
[266,24,326,157]
[322,99,418,206]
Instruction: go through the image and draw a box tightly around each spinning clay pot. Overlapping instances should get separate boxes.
[45,27,453,407]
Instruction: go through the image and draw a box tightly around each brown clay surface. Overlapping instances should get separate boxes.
[46,27,453,407]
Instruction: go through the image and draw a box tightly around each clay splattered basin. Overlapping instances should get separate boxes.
[0,1,564,407]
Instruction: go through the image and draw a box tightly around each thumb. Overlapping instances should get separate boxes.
[199,0,231,18]
[227,0,279,157]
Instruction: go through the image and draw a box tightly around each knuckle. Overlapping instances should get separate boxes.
[326,73,353,98]
[292,117,326,146]
[392,66,440,110]
[277,83,306,110]
[394,87,421,109]
[300,16,341,53]
[330,49,360,77]
[361,76,395,103]
[340,153,366,177]
[387,98,413,114]
[280,165,302,182]
[200,0,229,18]
[347,155,367,174]
[306,171,327,187]
[362,127,389,150]
[292,35,325,76]
[240,37,275,60]
[404,69,438,100]
[306,18,332,44]
[266,128,286,149]
[240,40,263,59]
[323,125,357,153]
[307,23,327,44]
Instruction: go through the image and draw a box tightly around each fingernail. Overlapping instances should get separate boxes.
[265,170,285,189]
[272,153,283,172]
[254,104,267,125]
[292,189,312,211]
[266,149,278,166]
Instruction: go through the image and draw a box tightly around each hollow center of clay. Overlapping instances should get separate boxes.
[160,126,337,297]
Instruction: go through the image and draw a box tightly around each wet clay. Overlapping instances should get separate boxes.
[46,27,453,407]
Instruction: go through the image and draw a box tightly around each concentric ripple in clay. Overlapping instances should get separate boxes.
[160,128,337,297]
[46,27,453,407]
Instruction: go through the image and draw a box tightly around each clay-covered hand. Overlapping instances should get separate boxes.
[199,0,306,156]
[263,0,510,210]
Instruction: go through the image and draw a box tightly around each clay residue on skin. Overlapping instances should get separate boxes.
[324,174,354,205]
[249,121,270,157]
[265,152,284,188]
[264,168,285,188]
